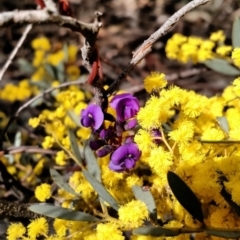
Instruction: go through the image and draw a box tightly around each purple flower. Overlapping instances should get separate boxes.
[97,145,113,157]
[109,143,141,172]
[110,93,140,122]
[80,104,104,130]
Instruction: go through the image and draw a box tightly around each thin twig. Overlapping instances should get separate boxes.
[106,0,211,95]
[16,78,85,117]
[6,146,56,155]
[0,24,32,82]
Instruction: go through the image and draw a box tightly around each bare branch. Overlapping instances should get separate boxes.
[43,0,58,14]
[0,9,102,73]
[0,24,32,82]
[16,78,86,117]
[6,146,56,155]
[106,0,211,95]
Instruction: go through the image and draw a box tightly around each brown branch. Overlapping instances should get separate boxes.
[106,0,211,95]
[0,9,102,74]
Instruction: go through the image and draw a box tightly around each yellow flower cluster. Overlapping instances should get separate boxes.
[0,36,80,103]
[165,31,232,63]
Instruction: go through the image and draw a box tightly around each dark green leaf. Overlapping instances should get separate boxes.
[206,228,240,238]
[204,59,240,76]
[68,129,83,165]
[133,226,179,237]
[56,61,65,83]
[63,43,69,62]
[220,181,240,216]
[167,171,203,223]
[82,169,119,211]
[44,63,56,79]
[17,58,34,74]
[29,203,99,221]
[200,140,240,144]
[216,117,229,133]
[50,168,79,197]
[132,185,157,222]
[67,111,81,127]
[232,18,240,48]
[84,144,101,182]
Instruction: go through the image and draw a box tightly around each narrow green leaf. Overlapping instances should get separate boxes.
[200,140,240,144]
[84,144,101,182]
[132,185,157,222]
[82,169,119,211]
[63,43,69,62]
[232,18,240,48]
[29,80,51,90]
[44,63,56,79]
[216,116,229,133]
[50,168,79,197]
[220,181,240,216]
[167,171,203,223]
[206,228,240,238]
[68,129,83,164]
[133,226,179,237]
[56,61,65,83]
[17,58,34,74]
[14,131,22,147]
[29,203,99,221]
[204,59,240,76]
[67,111,81,127]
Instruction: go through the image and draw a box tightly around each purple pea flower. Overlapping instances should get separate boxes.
[110,93,140,122]
[109,142,141,172]
[80,104,104,130]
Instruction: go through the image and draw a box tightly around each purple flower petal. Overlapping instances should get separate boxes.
[110,94,140,122]
[80,104,104,130]
[109,143,141,172]
[124,119,137,130]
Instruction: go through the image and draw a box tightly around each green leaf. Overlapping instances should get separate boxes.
[63,43,69,62]
[82,169,119,211]
[232,18,240,48]
[133,226,179,237]
[220,180,240,216]
[68,129,83,165]
[29,80,51,90]
[167,171,203,223]
[84,143,101,182]
[204,59,240,76]
[17,58,34,74]
[132,185,157,222]
[44,63,56,79]
[200,140,240,144]
[216,116,229,134]
[206,228,240,238]
[50,168,79,197]
[56,61,65,83]
[29,203,99,221]
[67,111,81,127]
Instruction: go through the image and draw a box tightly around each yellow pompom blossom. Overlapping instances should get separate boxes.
[96,223,124,240]
[144,72,167,93]
[31,37,51,51]
[209,30,226,42]
[42,136,55,149]
[216,45,232,56]
[27,217,48,239]
[53,219,68,237]
[28,117,40,128]
[7,223,26,240]
[232,47,240,67]
[35,183,52,202]
[55,150,67,166]
[47,50,65,66]
[118,200,148,228]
